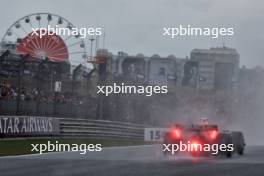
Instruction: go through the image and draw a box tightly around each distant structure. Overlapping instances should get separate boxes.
[188,47,240,90]
[110,47,240,90]
[112,52,185,86]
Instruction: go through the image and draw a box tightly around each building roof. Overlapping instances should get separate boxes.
[191,47,239,56]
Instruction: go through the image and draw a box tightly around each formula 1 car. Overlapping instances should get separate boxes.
[163,120,246,158]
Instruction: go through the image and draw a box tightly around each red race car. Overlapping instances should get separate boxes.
[163,120,245,158]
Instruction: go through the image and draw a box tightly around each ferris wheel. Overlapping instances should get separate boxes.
[1,13,90,66]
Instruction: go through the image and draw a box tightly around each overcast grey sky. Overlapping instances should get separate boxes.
[0,0,263,68]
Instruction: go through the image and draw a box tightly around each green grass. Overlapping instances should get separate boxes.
[0,138,150,157]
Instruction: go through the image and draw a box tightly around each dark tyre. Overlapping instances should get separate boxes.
[237,147,244,155]
[226,150,232,158]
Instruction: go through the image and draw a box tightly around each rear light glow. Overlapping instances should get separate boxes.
[171,128,182,139]
[209,130,218,140]
[191,140,201,150]
[190,139,203,154]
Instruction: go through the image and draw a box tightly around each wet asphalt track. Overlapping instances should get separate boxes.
[0,145,263,176]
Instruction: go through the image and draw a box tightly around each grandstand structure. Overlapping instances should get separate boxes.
[0,13,244,125]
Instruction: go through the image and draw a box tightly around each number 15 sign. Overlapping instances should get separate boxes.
[144,128,169,142]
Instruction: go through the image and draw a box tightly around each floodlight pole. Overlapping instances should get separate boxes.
[89,37,95,61]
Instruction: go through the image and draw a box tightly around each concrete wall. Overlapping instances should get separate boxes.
[191,47,239,90]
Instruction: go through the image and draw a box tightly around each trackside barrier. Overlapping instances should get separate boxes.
[0,116,146,140]
[59,118,145,140]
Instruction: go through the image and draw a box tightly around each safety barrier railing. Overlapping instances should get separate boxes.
[0,116,145,140]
